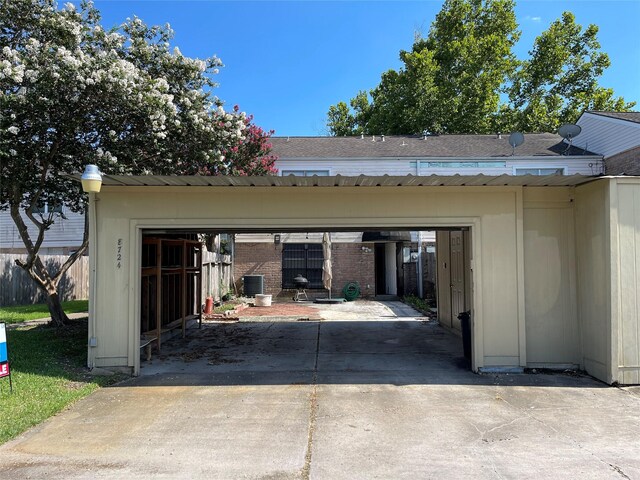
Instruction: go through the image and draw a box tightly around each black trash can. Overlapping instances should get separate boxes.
[458,311,471,360]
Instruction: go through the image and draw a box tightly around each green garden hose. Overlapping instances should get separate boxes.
[342,282,360,301]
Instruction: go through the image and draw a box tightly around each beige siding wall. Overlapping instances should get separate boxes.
[612,180,640,384]
[574,178,640,385]
[92,211,131,368]
[575,180,611,382]
[480,203,522,368]
[91,185,526,373]
[523,188,579,367]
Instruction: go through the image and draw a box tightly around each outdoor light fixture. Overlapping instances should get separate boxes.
[81,164,102,193]
[274,234,281,245]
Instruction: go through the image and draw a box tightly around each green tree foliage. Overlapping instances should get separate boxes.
[327,101,357,137]
[0,0,273,326]
[503,11,635,133]
[327,1,635,136]
[328,0,520,135]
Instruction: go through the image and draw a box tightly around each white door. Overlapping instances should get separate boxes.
[450,231,465,331]
[384,242,397,295]
[436,231,452,328]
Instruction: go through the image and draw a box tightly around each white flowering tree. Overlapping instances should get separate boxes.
[1,0,248,326]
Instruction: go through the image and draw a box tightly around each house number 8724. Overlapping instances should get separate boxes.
[116,239,123,269]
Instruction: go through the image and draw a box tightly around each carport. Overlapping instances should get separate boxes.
[83,174,640,384]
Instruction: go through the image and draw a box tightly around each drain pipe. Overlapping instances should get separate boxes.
[88,192,98,369]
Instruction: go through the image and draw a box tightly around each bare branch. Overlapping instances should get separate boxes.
[53,237,89,284]
[9,190,50,282]
[53,207,89,283]
[14,257,48,287]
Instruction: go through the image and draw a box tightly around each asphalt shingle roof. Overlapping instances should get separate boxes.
[587,111,640,124]
[270,133,595,158]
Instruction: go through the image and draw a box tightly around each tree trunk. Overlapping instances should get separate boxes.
[45,290,70,327]
[9,196,89,328]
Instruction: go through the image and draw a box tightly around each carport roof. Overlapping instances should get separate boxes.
[89,173,602,188]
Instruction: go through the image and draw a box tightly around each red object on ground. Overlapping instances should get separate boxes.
[203,297,214,314]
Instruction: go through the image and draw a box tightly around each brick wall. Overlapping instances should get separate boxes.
[606,146,640,175]
[330,242,375,298]
[234,243,283,296]
[234,242,376,299]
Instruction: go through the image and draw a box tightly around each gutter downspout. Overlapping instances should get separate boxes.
[88,192,98,369]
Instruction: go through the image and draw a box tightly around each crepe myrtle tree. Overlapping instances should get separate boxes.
[0,0,258,326]
[206,107,277,176]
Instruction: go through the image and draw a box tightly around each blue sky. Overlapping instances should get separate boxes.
[92,1,640,136]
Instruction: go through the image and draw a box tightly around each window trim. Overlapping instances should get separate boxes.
[32,201,64,215]
[411,160,508,169]
[512,165,568,176]
[280,169,331,177]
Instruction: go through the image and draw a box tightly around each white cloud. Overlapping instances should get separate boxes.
[524,15,542,22]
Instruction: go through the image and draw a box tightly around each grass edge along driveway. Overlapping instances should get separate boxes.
[0,300,89,325]
[0,317,125,444]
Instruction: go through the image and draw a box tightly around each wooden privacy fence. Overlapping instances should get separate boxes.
[0,254,89,306]
[202,251,233,301]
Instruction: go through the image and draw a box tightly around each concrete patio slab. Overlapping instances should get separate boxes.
[1,301,639,479]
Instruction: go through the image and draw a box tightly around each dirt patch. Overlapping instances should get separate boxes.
[63,380,87,391]
[207,352,243,365]
[237,304,321,318]
[157,323,255,363]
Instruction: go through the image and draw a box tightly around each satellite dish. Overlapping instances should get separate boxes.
[558,124,582,140]
[508,132,525,155]
[558,124,582,155]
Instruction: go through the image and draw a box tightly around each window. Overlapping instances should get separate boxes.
[219,234,232,255]
[282,243,324,289]
[31,201,63,215]
[410,161,507,169]
[402,247,418,263]
[514,167,565,176]
[281,170,330,177]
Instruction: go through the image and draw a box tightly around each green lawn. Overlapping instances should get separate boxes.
[0,300,88,324]
[0,319,125,444]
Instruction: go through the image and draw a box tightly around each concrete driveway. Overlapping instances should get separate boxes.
[2,300,639,479]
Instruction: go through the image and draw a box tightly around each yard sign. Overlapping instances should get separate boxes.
[0,323,11,391]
